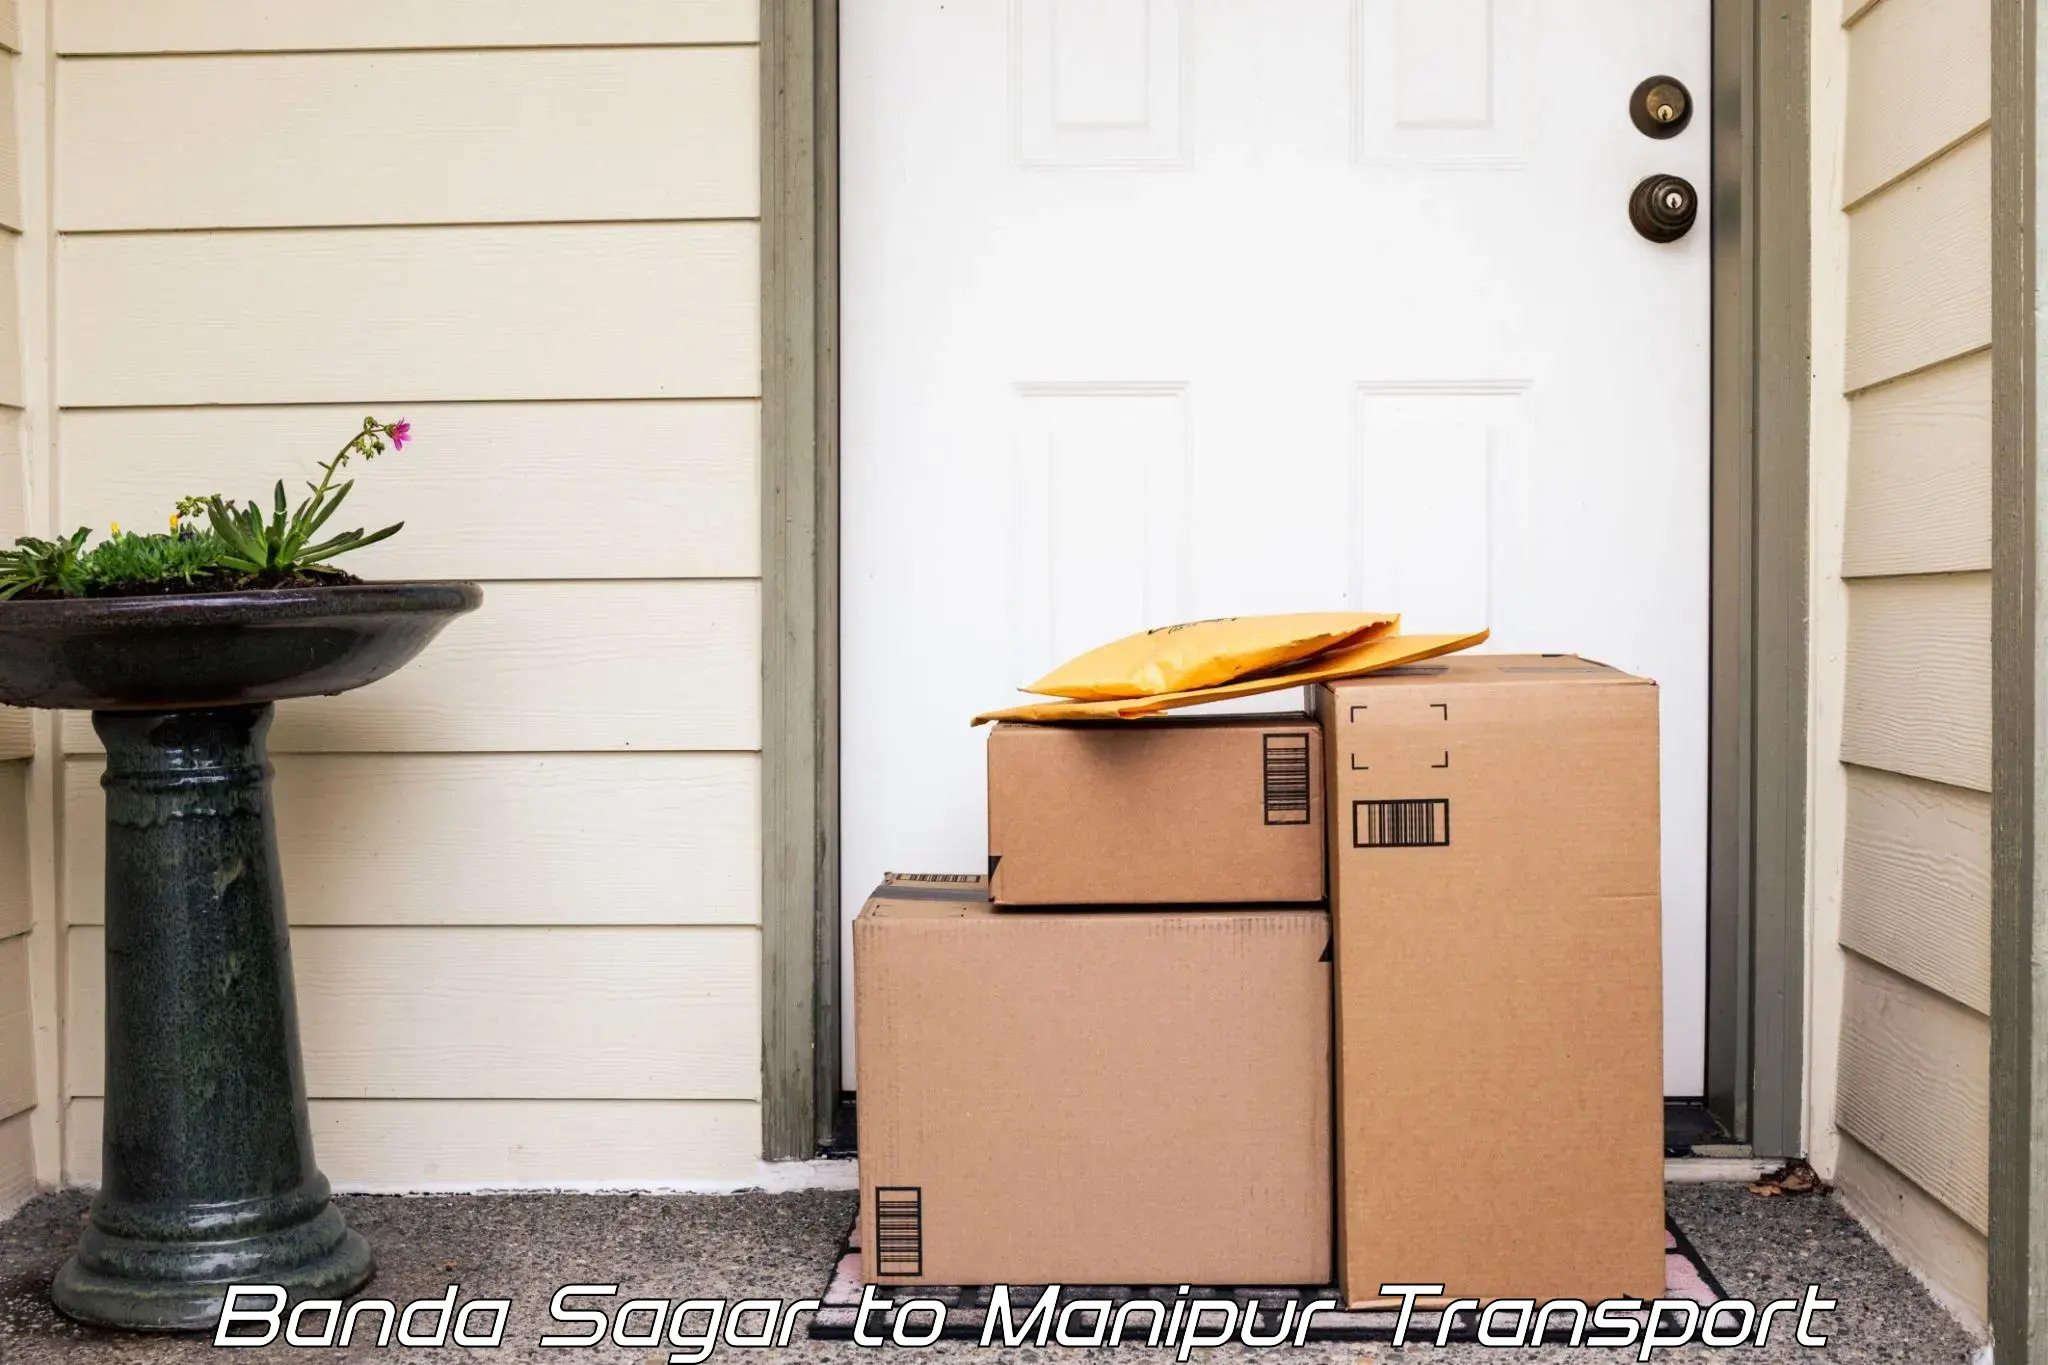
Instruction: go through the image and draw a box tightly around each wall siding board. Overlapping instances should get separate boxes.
[1845,133,1991,392]
[0,52,19,231]
[1841,765,1992,1013]
[65,753,762,929]
[1834,1133,1989,1331]
[61,401,761,581]
[1841,573,1992,791]
[67,925,763,1101]
[45,0,771,1186]
[0,241,22,410]
[1843,0,1991,205]
[0,408,23,544]
[0,761,26,939]
[0,934,32,1120]
[59,581,762,755]
[54,0,758,54]
[1829,0,1997,1310]
[58,48,759,231]
[0,0,28,1204]
[1844,351,1992,576]
[64,1098,759,1188]
[1838,954,1991,1232]
[57,224,760,407]
[0,1110,32,1218]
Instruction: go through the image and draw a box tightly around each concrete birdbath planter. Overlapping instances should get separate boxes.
[0,419,480,1331]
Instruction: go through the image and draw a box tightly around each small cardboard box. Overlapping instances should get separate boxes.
[854,875,1332,1286]
[1316,656,1665,1306]
[987,715,1324,905]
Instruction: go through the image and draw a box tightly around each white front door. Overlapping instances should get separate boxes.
[841,0,1711,1095]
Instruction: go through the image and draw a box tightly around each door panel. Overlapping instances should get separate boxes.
[843,0,1711,1094]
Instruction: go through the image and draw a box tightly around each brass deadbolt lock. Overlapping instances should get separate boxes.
[1630,75,1692,138]
[1630,174,1698,243]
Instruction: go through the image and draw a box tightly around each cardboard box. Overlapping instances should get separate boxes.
[854,875,1332,1286]
[1316,655,1665,1306]
[987,715,1324,905]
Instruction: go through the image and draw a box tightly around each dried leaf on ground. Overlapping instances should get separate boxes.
[1749,1160,1828,1198]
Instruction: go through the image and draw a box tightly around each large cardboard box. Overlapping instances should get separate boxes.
[854,874,1332,1286]
[1316,655,1665,1306]
[987,715,1324,905]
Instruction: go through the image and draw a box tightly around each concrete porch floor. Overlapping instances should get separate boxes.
[0,1183,1981,1362]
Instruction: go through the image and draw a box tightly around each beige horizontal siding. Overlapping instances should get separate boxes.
[1841,766,1990,1013]
[1845,131,1990,392]
[1844,0,1990,205]
[65,754,762,928]
[60,401,760,580]
[58,48,759,231]
[0,404,22,757]
[1841,573,1991,791]
[54,0,758,54]
[1837,954,1990,1232]
[0,765,29,1173]
[59,581,762,755]
[1844,352,1991,576]
[0,408,22,543]
[1834,1133,1988,1330]
[0,0,28,1210]
[0,762,25,940]
[0,243,21,411]
[57,224,759,407]
[46,7,768,1183]
[67,925,762,1101]
[0,934,31,1119]
[65,1098,760,1189]
[0,1110,31,1217]
[1831,0,1996,1307]
[0,50,19,231]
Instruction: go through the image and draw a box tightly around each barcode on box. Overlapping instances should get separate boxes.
[1354,798,1450,848]
[875,1186,923,1276]
[1263,733,1311,825]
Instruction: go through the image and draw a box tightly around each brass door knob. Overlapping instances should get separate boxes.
[1631,75,1692,138]
[1629,174,1697,243]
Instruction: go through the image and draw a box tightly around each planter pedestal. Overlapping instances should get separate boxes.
[0,581,479,1331]
[51,704,372,1331]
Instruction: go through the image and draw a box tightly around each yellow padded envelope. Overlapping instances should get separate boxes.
[1022,611,1400,701]
[974,629,1490,724]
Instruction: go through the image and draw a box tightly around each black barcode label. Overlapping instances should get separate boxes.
[875,1187,923,1276]
[1263,733,1311,825]
[1354,798,1450,848]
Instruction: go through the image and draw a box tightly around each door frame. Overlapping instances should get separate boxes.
[759,0,1811,1161]
[1703,0,1811,1159]
[1990,0,2048,1351]
[761,0,843,1159]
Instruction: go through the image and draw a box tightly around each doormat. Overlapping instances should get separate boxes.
[808,1213,1726,1343]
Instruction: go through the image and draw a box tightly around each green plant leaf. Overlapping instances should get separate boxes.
[263,482,289,564]
[201,499,243,548]
[300,520,403,564]
[287,480,353,557]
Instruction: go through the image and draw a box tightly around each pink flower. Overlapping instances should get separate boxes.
[388,420,411,451]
